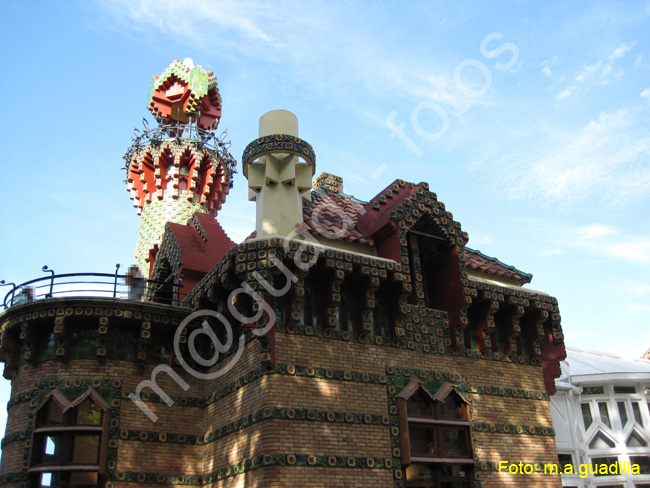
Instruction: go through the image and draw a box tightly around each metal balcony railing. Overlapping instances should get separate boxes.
[1,265,186,310]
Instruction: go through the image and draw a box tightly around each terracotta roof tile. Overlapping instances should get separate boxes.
[301,189,374,246]
[246,187,531,286]
[464,247,532,285]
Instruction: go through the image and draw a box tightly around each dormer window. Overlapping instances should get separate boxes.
[397,380,474,487]
[407,216,453,310]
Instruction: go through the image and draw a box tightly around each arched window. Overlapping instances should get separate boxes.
[30,389,109,488]
[397,380,474,487]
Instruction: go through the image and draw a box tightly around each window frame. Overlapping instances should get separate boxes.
[397,379,474,487]
[29,389,110,488]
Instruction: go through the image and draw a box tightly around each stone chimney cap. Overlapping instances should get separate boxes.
[259,110,299,137]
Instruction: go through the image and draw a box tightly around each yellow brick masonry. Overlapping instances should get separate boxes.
[275,333,546,391]
[273,332,562,488]
[117,440,203,474]
[261,421,391,458]
[0,320,562,487]
[256,466,393,488]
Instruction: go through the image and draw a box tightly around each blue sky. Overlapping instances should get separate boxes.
[1,0,649,435]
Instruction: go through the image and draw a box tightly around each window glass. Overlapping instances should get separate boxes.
[69,327,98,359]
[441,427,469,458]
[70,472,98,488]
[338,283,357,332]
[106,327,137,361]
[438,395,466,421]
[310,280,323,328]
[581,403,593,429]
[39,400,64,426]
[406,463,435,482]
[614,386,636,394]
[517,332,528,359]
[618,402,628,427]
[583,386,605,395]
[374,296,390,338]
[589,432,615,449]
[630,456,650,474]
[627,430,648,448]
[73,399,102,426]
[633,402,644,426]
[35,435,62,465]
[598,402,611,428]
[558,454,573,471]
[71,435,100,465]
[38,473,60,488]
[591,457,619,476]
[273,295,284,327]
[405,463,472,487]
[407,392,434,418]
[409,424,435,456]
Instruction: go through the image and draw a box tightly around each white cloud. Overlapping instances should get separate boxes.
[99,0,274,47]
[609,42,635,61]
[551,223,650,264]
[575,60,602,83]
[629,304,650,311]
[97,0,470,116]
[604,241,650,263]
[502,109,650,206]
[555,43,634,100]
[580,224,615,239]
[471,236,495,246]
[536,248,563,257]
[632,283,650,295]
[541,56,558,77]
[641,88,650,98]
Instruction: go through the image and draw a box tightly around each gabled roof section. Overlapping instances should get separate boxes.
[153,212,236,299]
[465,247,533,285]
[396,379,470,405]
[302,175,529,282]
[432,382,471,405]
[396,378,437,402]
[35,388,110,414]
[36,389,70,413]
[301,189,373,246]
[245,173,535,287]
[67,387,110,411]
[166,213,235,272]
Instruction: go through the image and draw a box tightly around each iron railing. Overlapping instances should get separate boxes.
[122,115,237,185]
[1,264,186,310]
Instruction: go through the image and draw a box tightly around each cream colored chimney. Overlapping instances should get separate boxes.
[243,110,315,237]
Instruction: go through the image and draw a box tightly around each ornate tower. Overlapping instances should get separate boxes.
[124,58,236,275]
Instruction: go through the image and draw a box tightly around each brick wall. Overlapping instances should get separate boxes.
[0,299,562,487]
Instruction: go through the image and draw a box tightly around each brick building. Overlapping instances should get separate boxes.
[0,60,566,488]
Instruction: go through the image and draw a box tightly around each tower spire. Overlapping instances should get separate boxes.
[123,59,235,276]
